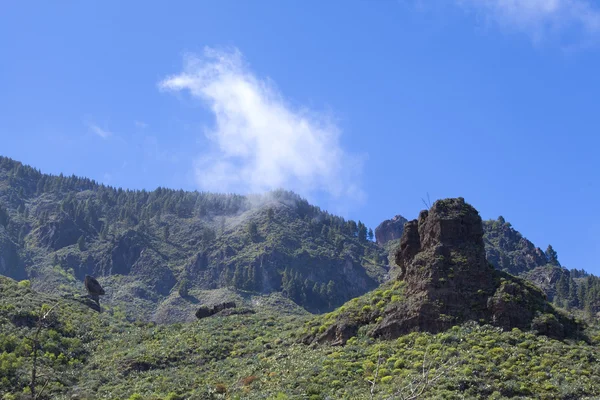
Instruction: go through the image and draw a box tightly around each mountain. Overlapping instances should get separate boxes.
[483,216,600,318]
[0,156,388,321]
[482,216,548,275]
[2,200,599,399]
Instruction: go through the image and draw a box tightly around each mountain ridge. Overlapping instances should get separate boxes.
[0,155,387,320]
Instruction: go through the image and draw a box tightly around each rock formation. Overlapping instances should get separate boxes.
[84,275,105,306]
[374,215,408,245]
[307,198,577,345]
[195,301,237,319]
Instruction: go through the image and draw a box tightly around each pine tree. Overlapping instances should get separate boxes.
[325,280,336,308]
[568,278,578,309]
[312,282,320,296]
[319,282,327,298]
[347,220,358,237]
[545,245,560,266]
[368,228,374,241]
[77,235,85,251]
[247,221,259,242]
[357,221,367,242]
[555,272,569,308]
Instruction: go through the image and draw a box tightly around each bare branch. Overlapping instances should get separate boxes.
[384,340,460,400]
[35,377,51,400]
[30,302,61,400]
[366,349,382,400]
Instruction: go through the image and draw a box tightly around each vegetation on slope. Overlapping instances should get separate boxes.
[0,156,387,318]
[2,276,600,399]
[484,216,600,320]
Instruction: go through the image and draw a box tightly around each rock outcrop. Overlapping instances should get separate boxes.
[521,265,567,302]
[375,215,408,246]
[195,301,237,319]
[309,198,577,345]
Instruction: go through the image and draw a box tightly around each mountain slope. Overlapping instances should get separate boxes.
[0,156,387,320]
[483,216,548,275]
[483,216,600,318]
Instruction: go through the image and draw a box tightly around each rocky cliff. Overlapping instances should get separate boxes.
[304,198,578,345]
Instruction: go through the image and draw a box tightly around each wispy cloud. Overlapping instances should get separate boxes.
[87,123,112,139]
[135,120,148,128]
[158,47,363,203]
[457,0,600,42]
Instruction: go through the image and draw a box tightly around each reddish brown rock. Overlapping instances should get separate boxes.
[308,198,578,345]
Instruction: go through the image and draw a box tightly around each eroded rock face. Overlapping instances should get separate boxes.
[375,215,408,245]
[34,217,83,251]
[311,198,576,345]
[111,230,145,275]
[375,198,503,338]
[521,265,565,301]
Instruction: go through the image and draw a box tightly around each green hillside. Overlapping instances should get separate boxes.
[3,157,600,400]
[0,156,387,319]
[2,275,600,399]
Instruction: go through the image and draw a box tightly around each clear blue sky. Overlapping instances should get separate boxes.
[1,1,598,273]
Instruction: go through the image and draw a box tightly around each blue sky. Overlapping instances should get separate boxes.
[1,1,599,273]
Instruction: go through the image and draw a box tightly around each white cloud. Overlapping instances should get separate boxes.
[135,120,148,128]
[159,47,363,202]
[87,123,112,139]
[458,0,600,42]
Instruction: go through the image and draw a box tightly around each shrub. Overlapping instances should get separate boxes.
[17,280,30,289]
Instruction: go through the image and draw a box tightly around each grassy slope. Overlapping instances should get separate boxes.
[2,276,600,400]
